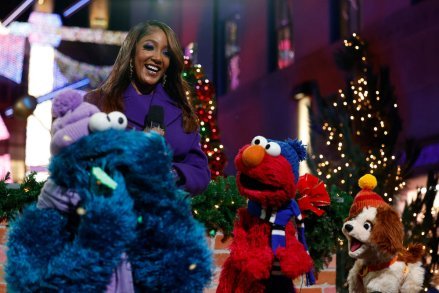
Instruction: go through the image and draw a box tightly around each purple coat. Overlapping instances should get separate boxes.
[123,83,210,195]
[85,83,211,195]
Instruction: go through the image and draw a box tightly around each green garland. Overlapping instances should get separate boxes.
[191,176,246,239]
[0,172,44,222]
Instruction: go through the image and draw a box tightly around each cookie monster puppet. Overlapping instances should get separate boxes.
[217,135,330,293]
[5,90,212,292]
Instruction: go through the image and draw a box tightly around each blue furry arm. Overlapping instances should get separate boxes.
[6,205,70,292]
[44,174,137,291]
[129,194,213,293]
[173,132,211,195]
[6,173,137,292]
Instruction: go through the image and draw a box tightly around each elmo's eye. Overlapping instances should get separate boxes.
[251,136,267,148]
[265,142,281,156]
[363,222,372,231]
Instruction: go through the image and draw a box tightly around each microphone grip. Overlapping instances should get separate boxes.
[144,105,165,136]
[144,124,165,136]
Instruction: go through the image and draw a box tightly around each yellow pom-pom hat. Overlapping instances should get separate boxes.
[349,174,388,217]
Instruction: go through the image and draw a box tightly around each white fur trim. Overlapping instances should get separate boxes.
[272,229,285,236]
[269,212,277,223]
[348,259,424,292]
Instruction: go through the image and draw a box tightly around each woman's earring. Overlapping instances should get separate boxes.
[129,59,134,80]
[162,74,167,86]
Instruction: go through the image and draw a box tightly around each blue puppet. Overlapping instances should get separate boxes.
[5,90,212,292]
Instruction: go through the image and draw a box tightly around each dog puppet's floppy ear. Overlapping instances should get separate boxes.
[370,205,404,256]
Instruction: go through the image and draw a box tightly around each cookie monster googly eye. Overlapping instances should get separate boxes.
[108,111,127,130]
[89,112,128,132]
[89,112,111,132]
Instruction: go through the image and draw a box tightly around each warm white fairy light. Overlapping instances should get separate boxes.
[312,35,407,200]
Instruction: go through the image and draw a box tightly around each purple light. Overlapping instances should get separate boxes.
[2,0,36,27]
[0,115,10,140]
[0,34,26,83]
[413,143,439,168]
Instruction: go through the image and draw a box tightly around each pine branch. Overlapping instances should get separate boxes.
[402,171,438,289]
[0,172,45,222]
[191,176,246,239]
[304,185,353,273]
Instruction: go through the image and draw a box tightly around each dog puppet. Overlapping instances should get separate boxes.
[342,174,424,293]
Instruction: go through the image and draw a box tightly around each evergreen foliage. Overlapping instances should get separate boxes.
[183,58,227,179]
[303,185,353,273]
[401,171,438,290]
[0,172,44,222]
[192,176,246,239]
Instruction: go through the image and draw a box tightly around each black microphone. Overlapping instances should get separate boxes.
[144,105,165,135]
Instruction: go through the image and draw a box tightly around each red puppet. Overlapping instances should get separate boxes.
[217,136,330,293]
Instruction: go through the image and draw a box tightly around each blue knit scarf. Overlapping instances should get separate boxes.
[247,199,316,285]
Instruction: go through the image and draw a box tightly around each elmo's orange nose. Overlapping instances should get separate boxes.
[242,145,265,167]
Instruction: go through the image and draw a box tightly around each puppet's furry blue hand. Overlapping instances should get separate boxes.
[5,172,137,293]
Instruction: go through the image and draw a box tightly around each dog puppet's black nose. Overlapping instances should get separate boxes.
[344,224,353,232]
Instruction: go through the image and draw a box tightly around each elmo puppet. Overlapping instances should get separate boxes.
[217,135,330,293]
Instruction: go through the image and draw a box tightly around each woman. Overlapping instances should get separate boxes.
[86,20,210,195]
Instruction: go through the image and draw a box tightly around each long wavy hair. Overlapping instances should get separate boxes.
[87,21,198,132]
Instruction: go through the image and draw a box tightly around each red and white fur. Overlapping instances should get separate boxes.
[342,205,424,293]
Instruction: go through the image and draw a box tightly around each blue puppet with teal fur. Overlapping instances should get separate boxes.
[5,90,212,292]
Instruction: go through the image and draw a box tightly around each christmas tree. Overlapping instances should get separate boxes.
[309,34,404,200]
[402,171,438,291]
[183,58,244,239]
[308,33,406,291]
[183,57,226,179]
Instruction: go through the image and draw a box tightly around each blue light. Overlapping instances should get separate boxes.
[37,78,90,103]
[3,78,90,118]
[63,0,91,18]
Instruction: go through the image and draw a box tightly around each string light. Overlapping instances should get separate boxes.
[183,60,226,179]
[310,34,407,212]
